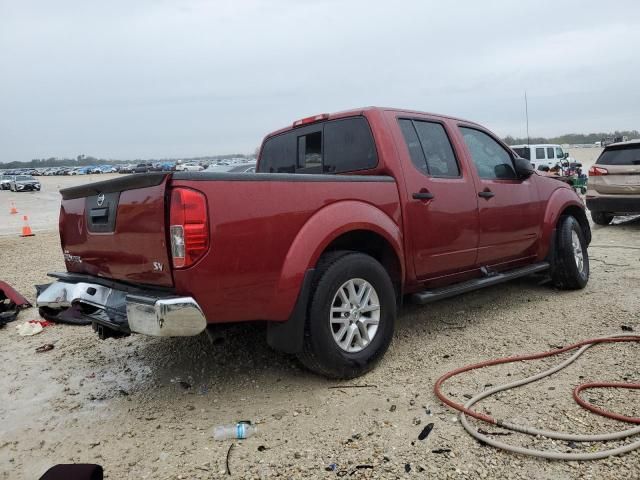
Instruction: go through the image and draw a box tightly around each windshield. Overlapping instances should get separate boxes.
[17,175,33,180]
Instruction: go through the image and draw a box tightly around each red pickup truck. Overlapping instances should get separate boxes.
[37,107,591,378]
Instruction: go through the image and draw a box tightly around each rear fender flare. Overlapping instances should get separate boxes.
[272,200,404,320]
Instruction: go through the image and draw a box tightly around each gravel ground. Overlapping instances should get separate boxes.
[0,174,638,479]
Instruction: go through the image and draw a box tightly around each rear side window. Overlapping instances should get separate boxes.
[547,147,554,159]
[258,116,377,174]
[398,119,460,177]
[597,145,640,165]
[459,127,516,180]
[536,148,545,160]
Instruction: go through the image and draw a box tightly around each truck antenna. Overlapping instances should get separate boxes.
[525,91,530,146]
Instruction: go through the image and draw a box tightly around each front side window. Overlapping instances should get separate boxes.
[398,119,459,177]
[536,148,545,160]
[556,147,565,159]
[459,127,516,180]
[547,147,555,159]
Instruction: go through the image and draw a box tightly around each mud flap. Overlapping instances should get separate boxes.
[266,269,315,354]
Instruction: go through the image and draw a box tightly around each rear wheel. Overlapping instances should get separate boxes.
[552,216,589,290]
[591,211,613,226]
[297,251,396,379]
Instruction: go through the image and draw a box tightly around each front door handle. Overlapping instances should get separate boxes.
[478,190,495,199]
[413,191,435,200]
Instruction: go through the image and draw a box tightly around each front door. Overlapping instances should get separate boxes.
[457,126,542,267]
[393,116,479,280]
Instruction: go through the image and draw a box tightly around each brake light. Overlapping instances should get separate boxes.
[292,113,329,128]
[589,166,608,176]
[169,188,209,268]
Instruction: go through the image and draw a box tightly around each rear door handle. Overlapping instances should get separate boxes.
[412,191,435,200]
[478,190,495,199]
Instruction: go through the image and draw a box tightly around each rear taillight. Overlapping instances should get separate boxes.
[588,166,608,176]
[169,188,209,268]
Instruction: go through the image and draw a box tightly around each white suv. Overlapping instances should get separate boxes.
[511,144,569,169]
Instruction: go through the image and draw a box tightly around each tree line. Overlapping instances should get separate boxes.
[503,130,639,146]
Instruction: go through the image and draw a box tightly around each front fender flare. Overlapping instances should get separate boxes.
[538,188,588,260]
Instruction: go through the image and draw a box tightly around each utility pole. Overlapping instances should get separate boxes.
[525,91,530,146]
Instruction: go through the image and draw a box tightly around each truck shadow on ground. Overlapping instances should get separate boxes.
[119,273,554,399]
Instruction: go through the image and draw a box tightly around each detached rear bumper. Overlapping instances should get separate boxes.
[36,276,206,337]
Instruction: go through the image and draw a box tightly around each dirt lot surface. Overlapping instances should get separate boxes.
[1,170,638,479]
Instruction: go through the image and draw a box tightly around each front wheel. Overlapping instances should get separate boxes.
[297,251,396,379]
[552,216,589,290]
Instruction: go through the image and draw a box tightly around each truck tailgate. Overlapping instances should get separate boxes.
[59,173,173,287]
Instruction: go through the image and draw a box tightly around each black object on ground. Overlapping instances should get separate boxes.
[226,443,235,476]
[328,384,377,389]
[35,344,54,353]
[477,428,513,437]
[0,281,32,327]
[621,325,634,332]
[418,423,434,440]
[39,464,103,480]
[432,448,451,454]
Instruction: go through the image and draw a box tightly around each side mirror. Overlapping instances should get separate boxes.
[563,152,569,159]
[513,157,534,179]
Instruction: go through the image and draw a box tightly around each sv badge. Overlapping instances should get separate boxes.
[153,261,164,272]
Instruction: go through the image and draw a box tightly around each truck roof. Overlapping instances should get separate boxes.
[263,106,484,139]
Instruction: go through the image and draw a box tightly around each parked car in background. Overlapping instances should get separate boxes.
[0,175,14,190]
[9,175,41,192]
[118,164,135,174]
[38,106,591,379]
[586,139,640,225]
[134,163,153,173]
[511,144,570,170]
[175,162,204,172]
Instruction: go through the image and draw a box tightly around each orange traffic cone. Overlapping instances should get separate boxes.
[20,215,34,237]
[9,201,18,215]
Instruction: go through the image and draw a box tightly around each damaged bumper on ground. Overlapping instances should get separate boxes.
[36,273,207,338]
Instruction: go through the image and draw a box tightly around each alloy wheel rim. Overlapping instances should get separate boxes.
[329,278,380,353]
[571,230,584,273]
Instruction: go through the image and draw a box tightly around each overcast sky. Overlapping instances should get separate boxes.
[1,0,639,162]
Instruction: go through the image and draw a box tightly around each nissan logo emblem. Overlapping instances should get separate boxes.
[96,193,105,207]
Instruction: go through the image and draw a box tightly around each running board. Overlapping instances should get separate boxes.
[411,262,550,305]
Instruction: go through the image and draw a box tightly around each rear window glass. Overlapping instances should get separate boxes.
[536,148,545,159]
[258,116,377,174]
[323,118,378,173]
[597,145,640,165]
[547,147,554,159]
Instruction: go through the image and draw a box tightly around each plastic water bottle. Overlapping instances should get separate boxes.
[212,422,257,440]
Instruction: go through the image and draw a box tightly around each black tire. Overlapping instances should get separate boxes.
[591,211,613,226]
[552,216,589,290]
[297,251,396,379]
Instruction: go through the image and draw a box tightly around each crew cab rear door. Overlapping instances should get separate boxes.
[392,114,479,280]
[456,125,542,267]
